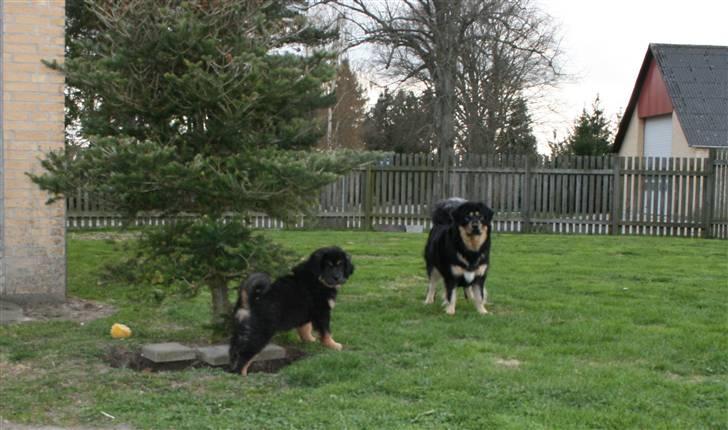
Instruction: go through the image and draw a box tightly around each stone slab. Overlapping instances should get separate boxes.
[373,224,405,232]
[0,301,24,324]
[253,344,287,362]
[196,345,230,366]
[405,224,424,233]
[195,343,286,366]
[141,342,196,363]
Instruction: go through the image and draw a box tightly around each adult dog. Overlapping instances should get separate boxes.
[229,246,354,375]
[424,198,493,315]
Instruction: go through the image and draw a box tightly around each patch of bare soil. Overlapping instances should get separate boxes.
[22,298,116,323]
[0,360,33,378]
[102,345,307,374]
[494,357,522,368]
[67,231,141,242]
[0,418,132,430]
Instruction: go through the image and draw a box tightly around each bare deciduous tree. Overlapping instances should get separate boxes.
[323,0,492,181]
[318,0,562,160]
[456,0,562,154]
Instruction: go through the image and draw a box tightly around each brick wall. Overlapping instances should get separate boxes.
[1,0,66,302]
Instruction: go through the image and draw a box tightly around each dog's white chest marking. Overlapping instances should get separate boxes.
[328,299,336,309]
[451,263,488,284]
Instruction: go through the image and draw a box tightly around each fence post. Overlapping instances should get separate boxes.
[362,165,373,231]
[702,149,715,238]
[521,155,531,233]
[611,155,622,235]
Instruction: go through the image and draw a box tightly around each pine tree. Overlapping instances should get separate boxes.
[495,97,538,155]
[362,89,434,153]
[550,95,613,156]
[320,60,368,150]
[31,0,378,329]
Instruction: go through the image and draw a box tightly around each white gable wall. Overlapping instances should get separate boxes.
[617,110,708,158]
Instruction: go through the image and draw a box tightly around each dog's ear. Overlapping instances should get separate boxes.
[294,249,325,278]
[450,204,467,224]
[344,252,355,277]
[479,203,494,224]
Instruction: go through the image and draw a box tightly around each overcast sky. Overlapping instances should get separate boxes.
[533,0,728,152]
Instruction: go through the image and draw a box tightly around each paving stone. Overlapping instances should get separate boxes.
[373,224,405,232]
[254,344,286,362]
[196,343,286,366]
[405,224,424,233]
[196,344,230,366]
[0,301,24,325]
[141,342,196,363]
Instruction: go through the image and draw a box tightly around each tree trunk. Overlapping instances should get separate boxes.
[209,277,231,328]
[436,73,456,198]
[432,0,460,199]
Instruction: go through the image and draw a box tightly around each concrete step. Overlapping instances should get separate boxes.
[141,342,196,363]
[0,301,24,325]
[195,344,229,366]
[140,342,287,366]
[196,343,286,366]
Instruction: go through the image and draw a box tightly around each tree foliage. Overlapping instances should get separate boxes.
[361,89,435,154]
[549,96,613,156]
[319,59,368,150]
[324,0,561,157]
[32,0,379,328]
[456,0,561,154]
[494,98,538,155]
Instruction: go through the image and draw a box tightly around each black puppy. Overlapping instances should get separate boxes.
[229,246,354,375]
[424,198,494,315]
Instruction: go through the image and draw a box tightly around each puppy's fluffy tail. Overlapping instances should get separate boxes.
[431,197,466,225]
[234,272,271,322]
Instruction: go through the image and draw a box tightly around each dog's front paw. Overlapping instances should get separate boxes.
[424,295,435,304]
[445,305,456,315]
[476,305,489,315]
[297,323,316,342]
[328,341,343,351]
[300,334,316,342]
[321,336,343,351]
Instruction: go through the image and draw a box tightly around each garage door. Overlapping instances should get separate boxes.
[643,114,673,218]
[643,114,672,157]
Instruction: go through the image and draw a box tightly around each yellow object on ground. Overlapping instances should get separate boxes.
[110,323,132,338]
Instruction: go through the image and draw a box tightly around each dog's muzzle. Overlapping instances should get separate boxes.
[318,276,342,289]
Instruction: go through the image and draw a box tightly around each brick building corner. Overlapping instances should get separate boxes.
[1,1,66,303]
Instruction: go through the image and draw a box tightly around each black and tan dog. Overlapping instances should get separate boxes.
[424,198,493,315]
[229,246,354,375]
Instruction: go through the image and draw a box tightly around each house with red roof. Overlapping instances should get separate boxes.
[613,44,728,157]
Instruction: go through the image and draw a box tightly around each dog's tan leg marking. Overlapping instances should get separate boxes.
[450,265,466,277]
[464,286,474,300]
[297,322,316,342]
[472,286,488,315]
[240,359,253,376]
[321,334,343,351]
[445,290,457,315]
[425,268,440,304]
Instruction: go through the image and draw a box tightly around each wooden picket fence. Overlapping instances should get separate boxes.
[67,150,728,239]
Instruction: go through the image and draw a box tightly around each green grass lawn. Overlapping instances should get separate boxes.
[1,230,727,429]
